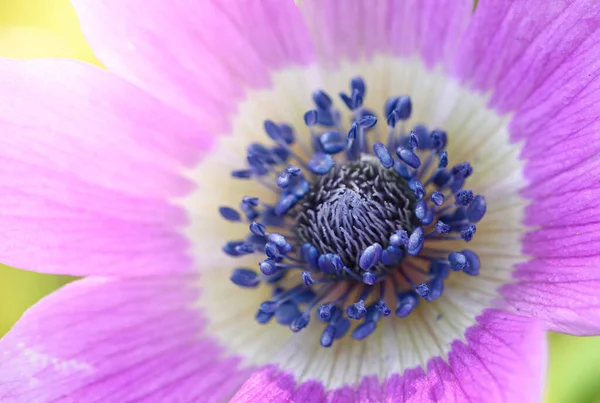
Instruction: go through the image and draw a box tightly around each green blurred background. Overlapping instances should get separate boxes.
[0,1,598,402]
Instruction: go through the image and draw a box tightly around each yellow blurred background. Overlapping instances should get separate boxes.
[0,1,599,402]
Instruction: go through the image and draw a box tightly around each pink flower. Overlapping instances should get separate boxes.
[0,1,598,401]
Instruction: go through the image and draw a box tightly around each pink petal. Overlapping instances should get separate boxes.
[0,58,204,276]
[0,276,249,402]
[382,310,546,403]
[230,365,295,403]
[453,0,600,335]
[70,0,314,132]
[301,0,472,67]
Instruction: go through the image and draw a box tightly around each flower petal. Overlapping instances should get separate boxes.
[0,276,250,402]
[453,0,600,335]
[70,0,314,131]
[0,58,204,276]
[382,310,546,403]
[300,0,472,67]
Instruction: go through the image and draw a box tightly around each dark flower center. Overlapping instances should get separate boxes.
[294,157,419,279]
[220,76,487,347]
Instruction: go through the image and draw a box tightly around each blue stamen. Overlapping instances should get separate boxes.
[219,206,241,222]
[230,268,260,288]
[467,195,487,222]
[359,243,383,271]
[223,79,485,345]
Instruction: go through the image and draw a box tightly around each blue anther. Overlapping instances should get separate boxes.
[409,131,419,148]
[455,189,474,206]
[431,191,445,206]
[346,300,367,320]
[430,129,447,150]
[219,206,241,222]
[396,148,422,169]
[375,300,391,316]
[264,120,283,142]
[351,77,366,97]
[320,325,336,347]
[386,96,412,123]
[301,271,314,286]
[422,208,435,225]
[414,283,430,298]
[410,179,425,199]
[276,172,290,188]
[425,277,444,302]
[390,230,409,247]
[373,142,394,168]
[274,194,298,216]
[452,162,473,178]
[348,122,359,140]
[438,151,448,168]
[290,312,310,332]
[259,259,276,275]
[279,123,295,144]
[429,260,450,279]
[359,115,378,129]
[291,179,311,199]
[223,240,245,257]
[352,89,364,109]
[272,145,290,162]
[448,252,468,271]
[249,222,266,236]
[242,196,259,207]
[432,169,451,188]
[466,195,486,223]
[381,245,403,265]
[230,268,260,288]
[461,250,481,276]
[339,92,354,110]
[286,165,301,176]
[407,227,425,255]
[256,310,274,324]
[320,131,346,154]
[393,160,412,179]
[396,291,419,317]
[413,125,431,149]
[235,243,255,255]
[276,301,301,325]
[415,200,427,220]
[461,224,477,242]
[268,233,288,248]
[307,153,334,176]
[363,272,377,285]
[435,220,451,234]
[318,304,333,321]
[265,242,281,259]
[359,243,383,271]
[259,300,278,314]
[318,253,343,274]
[304,109,318,126]
[301,243,320,268]
[352,321,377,340]
[312,90,333,110]
[232,169,252,179]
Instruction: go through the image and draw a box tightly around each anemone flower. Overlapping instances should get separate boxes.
[0,0,599,402]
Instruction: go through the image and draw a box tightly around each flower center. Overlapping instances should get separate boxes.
[221,76,487,347]
[294,156,419,279]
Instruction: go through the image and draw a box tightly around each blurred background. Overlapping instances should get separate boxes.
[0,1,598,402]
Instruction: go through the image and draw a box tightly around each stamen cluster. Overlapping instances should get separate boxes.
[221,77,486,347]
